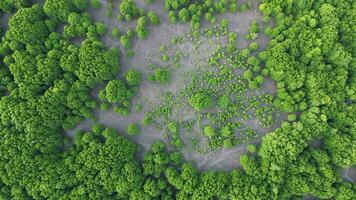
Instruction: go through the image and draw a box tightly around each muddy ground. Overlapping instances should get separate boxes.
[65,0,287,171]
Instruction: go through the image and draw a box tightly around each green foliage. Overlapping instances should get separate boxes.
[136,16,149,39]
[164,0,234,31]
[165,0,188,10]
[220,18,229,28]
[104,2,114,17]
[249,42,259,52]
[114,106,130,116]
[100,80,133,104]
[43,0,75,22]
[249,20,259,33]
[178,8,189,22]
[168,11,177,23]
[127,123,140,135]
[144,24,280,149]
[246,144,256,153]
[72,128,144,199]
[95,22,107,35]
[7,5,49,45]
[77,40,119,86]
[90,0,101,9]
[203,126,215,139]
[240,3,248,12]
[0,0,30,13]
[229,1,238,13]
[125,69,141,86]
[119,0,140,21]
[100,102,110,111]
[0,1,354,200]
[287,114,297,122]
[243,69,253,80]
[120,29,135,51]
[73,0,89,11]
[220,125,233,137]
[147,11,160,25]
[189,91,213,111]
[325,131,356,167]
[218,94,231,108]
[161,53,169,62]
[112,27,120,37]
[334,182,356,200]
[150,68,170,85]
[167,121,179,133]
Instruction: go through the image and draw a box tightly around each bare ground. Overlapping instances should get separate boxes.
[63,0,290,171]
[340,167,356,183]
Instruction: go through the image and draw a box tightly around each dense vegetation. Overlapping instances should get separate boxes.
[0,0,354,199]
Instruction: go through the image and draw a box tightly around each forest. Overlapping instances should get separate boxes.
[0,0,355,199]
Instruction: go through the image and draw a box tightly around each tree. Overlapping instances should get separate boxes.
[43,0,75,22]
[168,11,177,23]
[95,22,107,35]
[112,27,120,37]
[77,40,119,86]
[70,128,144,199]
[229,1,238,13]
[136,16,150,39]
[204,12,213,22]
[240,3,248,12]
[7,5,49,45]
[90,0,101,9]
[324,131,356,167]
[0,1,354,199]
[167,121,178,133]
[189,91,213,111]
[72,0,88,11]
[161,53,170,62]
[192,171,228,199]
[334,182,356,200]
[287,114,297,122]
[120,34,133,49]
[151,68,170,85]
[249,42,259,51]
[218,94,230,108]
[178,8,189,22]
[165,0,189,10]
[148,11,160,25]
[125,69,141,86]
[249,20,260,33]
[143,141,169,178]
[243,70,253,80]
[246,144,256,153]
[220,125,233,137]
[101,79,132,104]
[0,0,30,13]
[127,123,140,135]
[203,126,215,139]
[119,0,139,21]
[220,18,229,29]
[143,178,160,197]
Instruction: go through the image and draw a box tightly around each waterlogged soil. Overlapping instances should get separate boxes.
[0,13,10,31]
[61,1,285,170]
[62,0,291,171]
[341,167,356,183]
